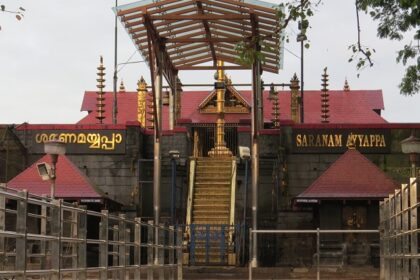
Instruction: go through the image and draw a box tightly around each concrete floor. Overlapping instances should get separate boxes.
[183,266,380,280]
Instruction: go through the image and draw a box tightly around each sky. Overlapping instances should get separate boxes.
[0,0,419,124]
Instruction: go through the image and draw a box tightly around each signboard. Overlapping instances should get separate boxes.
[32,130,126,154]
[292,128,391,153]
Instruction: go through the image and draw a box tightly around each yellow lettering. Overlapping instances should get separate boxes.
[346,133,357,148]
[296,134,302,147]
[328,134,335,147]
[375,135,381,146]
[315,135,322,146]
[322,135,329,146]
[309,135,315,146]
[370,135,376,147]
[77,133,87,144]
[49,134,58,141]
[380,135,386,147]
[115,133,122,144]
[357,135,364,147]
[335,135,342,147]
[87,133,101,149]
[59,133,77,143]
[302,135,308,146]
[363,135,370,147]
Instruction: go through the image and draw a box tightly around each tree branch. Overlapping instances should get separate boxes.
[355,0,373,67]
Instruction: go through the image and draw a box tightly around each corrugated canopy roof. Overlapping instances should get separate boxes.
[116,0,283,74]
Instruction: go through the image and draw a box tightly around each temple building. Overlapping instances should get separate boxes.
[3,65,419,266]
[2,0,419,267]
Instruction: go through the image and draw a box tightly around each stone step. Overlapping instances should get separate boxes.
[193,209,230,216]
[196,165,232,170]
[194,187,230,193]
[193,204,230,210]
[193,198,230,204]
[195,175,231,181]
[194,189,230,196]
[194,193,230,200]
[195,182,230,187]
[192,217,230,224]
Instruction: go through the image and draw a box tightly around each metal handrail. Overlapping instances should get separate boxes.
[248,228,380,280]
[0,187,184,280]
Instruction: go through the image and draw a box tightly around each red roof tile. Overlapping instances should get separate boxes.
[297,149,399,200]
[78,89,386,126]
[7,155,101,199]
[78,92,138,125]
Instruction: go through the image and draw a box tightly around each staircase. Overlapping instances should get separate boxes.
[185,157,237,265]
[316,240,347,267]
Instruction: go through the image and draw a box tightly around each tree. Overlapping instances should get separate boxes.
[0,4,25,31]
[357,0,419,95]
[236,0,419,95]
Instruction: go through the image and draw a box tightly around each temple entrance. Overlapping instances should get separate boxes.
[192,125,238,157]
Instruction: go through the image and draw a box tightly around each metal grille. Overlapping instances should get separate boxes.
[379,177,419,280]
[193,125,238,157]
[0,187,183,280]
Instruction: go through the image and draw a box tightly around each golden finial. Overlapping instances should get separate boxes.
[271,84,280,128]
[321,67,330,123]
[290,73,300,123]
[146,79,155,129]
[344,78,350,92]
[176,77,182,121]
[96,56,106,124]
[119,80,126,92]
[137,76,147,127]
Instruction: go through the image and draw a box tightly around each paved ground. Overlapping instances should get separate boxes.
[183,266,380,279]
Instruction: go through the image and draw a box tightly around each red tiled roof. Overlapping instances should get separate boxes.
[297,149,399,200]
[7,155,102,199]
[78,92,138,125]
[78,89,386,126]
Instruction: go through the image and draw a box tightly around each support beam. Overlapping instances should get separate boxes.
[150,14,250,21]
[196,1,217,65]
[143,14,178,90]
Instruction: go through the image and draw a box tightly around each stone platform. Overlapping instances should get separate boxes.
[183,266,379,280]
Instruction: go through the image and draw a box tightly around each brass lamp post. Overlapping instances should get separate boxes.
[401,133,420,178]
[44,139,66,199]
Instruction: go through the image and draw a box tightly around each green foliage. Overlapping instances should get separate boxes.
[235,0,319,66]
[0,4,25,30]
[357,0,419,95]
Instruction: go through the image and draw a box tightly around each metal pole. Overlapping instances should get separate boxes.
[242,158,249,265]
[300,0,305,123]
[251,57,260,268]
[248,229,252,280]
[317,227,320,280]
[113,0,118,124]
[171,157,177,225]
[50,154,58,199]
[154,49,163,264]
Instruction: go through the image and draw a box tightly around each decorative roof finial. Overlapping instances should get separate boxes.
[146,79,155,129]
[271,85,280,128]
[344,78,350,92]
[321,67,330,123]
[290,73,301,123]
[119,80,126,92]
[96,56,106,124]
[137,76,147,127]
